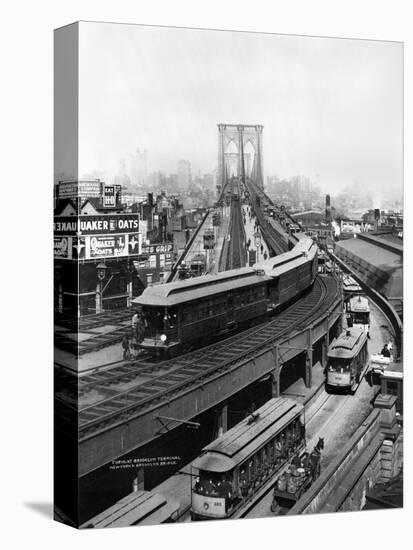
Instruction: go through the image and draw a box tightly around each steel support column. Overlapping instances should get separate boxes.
[217,402,228,437]
[305,326,313,388]
[322,313,330,368]
[271,343,280,397]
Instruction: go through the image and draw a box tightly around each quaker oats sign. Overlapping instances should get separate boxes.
[87,235,128,259]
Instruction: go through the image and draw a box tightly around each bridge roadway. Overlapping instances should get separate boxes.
[55,274,342,477]
[220,194,247,271]
[244,177,296,255]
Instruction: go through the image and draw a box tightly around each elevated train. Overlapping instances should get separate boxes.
[190,397,306,520]
[132,237,318,356]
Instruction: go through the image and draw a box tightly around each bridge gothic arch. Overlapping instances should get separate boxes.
[217,123,264,189]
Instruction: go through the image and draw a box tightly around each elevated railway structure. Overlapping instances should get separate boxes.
[330,250,402,358]
[55,307,132,332]
[334,233,403,321]
[244,177,297,255]
[219,180,247,271]
[166,177,239,282]
[55,273,342,477]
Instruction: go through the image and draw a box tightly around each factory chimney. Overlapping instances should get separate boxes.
[325,194,331,223]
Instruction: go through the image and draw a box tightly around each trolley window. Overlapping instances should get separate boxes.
[328,358,351,372]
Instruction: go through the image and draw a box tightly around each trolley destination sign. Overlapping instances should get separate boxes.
[53,214,139,235]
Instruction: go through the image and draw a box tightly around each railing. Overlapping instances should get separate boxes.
[331,252,403,358]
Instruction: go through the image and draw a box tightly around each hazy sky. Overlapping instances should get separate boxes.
[79,22,403,195]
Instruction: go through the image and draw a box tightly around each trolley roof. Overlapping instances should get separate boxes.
[348,295,369,312]
[343,275,362,291]
[133,268,269,307]
[328,327,367,360]
[192,398,303,473]
[82,490,179,528]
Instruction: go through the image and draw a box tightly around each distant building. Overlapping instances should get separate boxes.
[130,148,148,187]
[177,159,192,189]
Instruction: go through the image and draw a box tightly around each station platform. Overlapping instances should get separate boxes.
[242,204,270,263]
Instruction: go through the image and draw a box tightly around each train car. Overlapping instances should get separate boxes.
[190,398,305,520]
[132,238,318,355]
[326,327,369,392]
[347,295,370,335]
[343,275,363,299]
[81,489,180,528]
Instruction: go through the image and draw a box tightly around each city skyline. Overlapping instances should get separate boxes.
[75,22,403,197]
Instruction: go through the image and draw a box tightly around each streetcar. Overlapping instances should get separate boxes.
[342,275,362,299]
[190,398,305,520]
[82,489,180,528]
[347,295,370,335]
[326,327,369,392]
[133,237,318,356]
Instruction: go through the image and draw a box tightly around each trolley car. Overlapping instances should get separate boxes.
[326,327,369,392]
[82,489,180,528]
[342,275,362,299]
[190,398,305,520]
[347,295,370,335]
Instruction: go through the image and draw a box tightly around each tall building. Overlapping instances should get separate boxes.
[177,159,192,189]
[130,148,148,187]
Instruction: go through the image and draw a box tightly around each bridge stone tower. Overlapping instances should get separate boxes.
[217,124,264,190]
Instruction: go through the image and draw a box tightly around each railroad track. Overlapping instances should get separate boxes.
[55,307,133,331]
[245,178,298,254]
[226,195,247,270]
[55,320,131,356]
[62,275,340,440]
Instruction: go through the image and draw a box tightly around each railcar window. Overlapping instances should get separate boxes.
[386,381,399,396]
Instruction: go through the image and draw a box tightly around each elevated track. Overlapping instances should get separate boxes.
[244,178,295,255]
[55,274,342,476]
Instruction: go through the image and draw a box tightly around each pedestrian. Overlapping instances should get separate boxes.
[131,311,139,341]
[263,252,268,260]
[381,344,391,358]
[122,332,130,361]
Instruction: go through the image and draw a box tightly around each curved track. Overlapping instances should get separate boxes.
[65,275,340,440]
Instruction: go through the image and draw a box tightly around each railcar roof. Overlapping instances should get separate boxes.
[192,398,303,473]
[328,328,367,359]
[343,275,362,288]
[83,490,179,528]
[254,237,317,276]
[349,295,369,311]
[133,268,269,307]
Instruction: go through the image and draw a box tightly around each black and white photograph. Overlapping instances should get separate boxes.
[4,3,411,548]
[53,20,404,529]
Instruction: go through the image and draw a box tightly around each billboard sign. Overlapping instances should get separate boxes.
[58,180,102,200]
[141,243,174,254]
[103,186,116,207]
[54,236,71,259]
[87,235,127,259]
[54,214,139,235]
